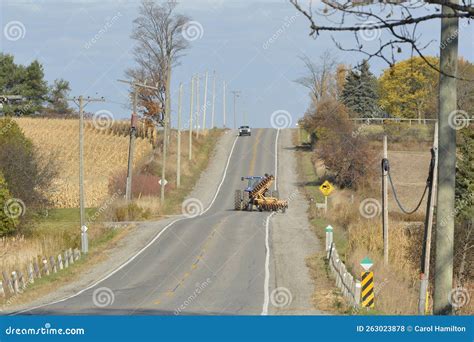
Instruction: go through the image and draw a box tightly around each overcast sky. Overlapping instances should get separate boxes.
[1,0,473,128]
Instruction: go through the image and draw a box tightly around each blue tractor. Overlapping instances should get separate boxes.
[234,174,287,212]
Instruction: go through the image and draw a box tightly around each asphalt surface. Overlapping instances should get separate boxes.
[22,128,281,315]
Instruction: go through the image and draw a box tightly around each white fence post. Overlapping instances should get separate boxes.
[58,254,64,270]
[50,256,57,273]
[28,262,34,284]
[11,271,19,294]
[64,251,69,268]
[354,280,361,307]
[68,248,74,264]
[42,257,50,276]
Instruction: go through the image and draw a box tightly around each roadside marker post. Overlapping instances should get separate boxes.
[360,257,374,308]
[361,271,375,308]
[325,225,333,252]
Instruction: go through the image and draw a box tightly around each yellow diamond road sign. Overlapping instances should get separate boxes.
[319,180,334,197]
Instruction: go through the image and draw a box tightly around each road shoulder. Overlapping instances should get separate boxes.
[269,128,325,315]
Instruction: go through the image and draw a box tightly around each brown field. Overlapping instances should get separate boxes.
[15,117,153,208]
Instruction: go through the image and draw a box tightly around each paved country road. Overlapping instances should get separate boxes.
[19,128,283,315]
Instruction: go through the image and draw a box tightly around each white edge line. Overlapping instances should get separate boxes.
[261,128,280,315]
[13,135,239,315]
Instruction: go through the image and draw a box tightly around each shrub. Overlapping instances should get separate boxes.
[108,170,162,198]
[110,201,151,222]
[0,118,58,207]
[0,172,18,236]
[309,99,376,189]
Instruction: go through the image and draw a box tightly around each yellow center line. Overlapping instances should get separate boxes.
[248,129,263,176]
[153,216,230,306]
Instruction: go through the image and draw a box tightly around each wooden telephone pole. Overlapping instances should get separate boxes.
[434,3,459,315]
[211,71,216,128]
[189,75,195,160]
[68,95,105,254]
[117,79,159,201]
[177,83,183,187]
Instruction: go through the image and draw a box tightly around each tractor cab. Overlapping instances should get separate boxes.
[241,176,264,192]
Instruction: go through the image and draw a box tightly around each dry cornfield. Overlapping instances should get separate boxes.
[15,117,153,208]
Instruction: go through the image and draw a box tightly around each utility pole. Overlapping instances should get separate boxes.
[211,70,216,129]
[231,90,241,129]
[434,3,459,315]
[382,135,389,266]
[68,95,105,254]
[161,64,171,204]
[196,74,200,138]
[223,81,227,128]
[126,89,138,201]
[117,79,159,201]
[419,122,439,314]
[189,75,195,160]
[177,83,183,188]
[202,71,208,132]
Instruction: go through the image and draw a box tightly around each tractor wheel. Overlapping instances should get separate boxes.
[234,190,242,210]
[272,190,279,199]
[243,191,250,210]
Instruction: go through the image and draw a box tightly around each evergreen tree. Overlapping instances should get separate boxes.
[47,78,72,115]
[341,60,380,118]
[0,53,48,115]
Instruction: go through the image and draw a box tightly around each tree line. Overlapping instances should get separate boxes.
[297,53,474,120]
[0,53,72,116]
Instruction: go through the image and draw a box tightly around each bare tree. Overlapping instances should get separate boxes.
[128,0,192,203]
[290,0,473,75]
[295,50,339,103]
[128,0,190,124]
